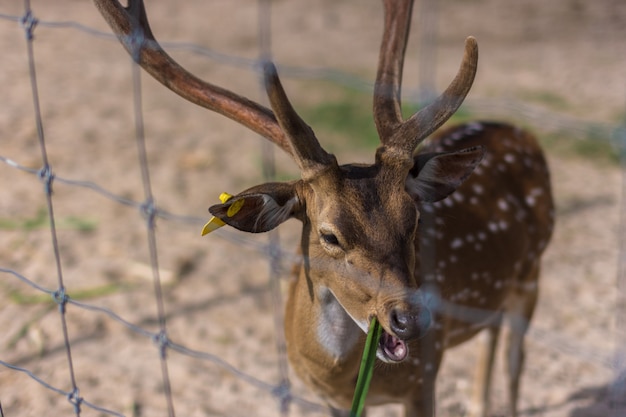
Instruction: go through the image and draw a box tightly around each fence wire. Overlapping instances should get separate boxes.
[1,1,625,417]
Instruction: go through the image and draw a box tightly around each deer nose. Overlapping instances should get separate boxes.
[389,306,432,340]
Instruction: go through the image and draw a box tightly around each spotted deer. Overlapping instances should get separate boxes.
[94,0,554,416]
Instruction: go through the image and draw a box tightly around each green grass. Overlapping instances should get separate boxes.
[4,281,134,350]
[540,126,621,165]
[7,282,126,305]
[298,84,621,165]
[520,90,572,112]
[300,88,380,151]
[0,208,98,232]
[299,86,474,153]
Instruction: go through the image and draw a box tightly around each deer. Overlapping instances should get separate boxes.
[94,0,554,416]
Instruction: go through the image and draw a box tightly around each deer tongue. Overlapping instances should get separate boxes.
[379,330,408,362]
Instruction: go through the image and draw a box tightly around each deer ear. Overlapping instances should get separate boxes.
[406,146,485,203]
[208,182,301,233]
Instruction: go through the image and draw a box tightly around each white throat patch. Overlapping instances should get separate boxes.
[316,287,364,360]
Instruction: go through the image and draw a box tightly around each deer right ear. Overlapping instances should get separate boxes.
[208,182,301,233]
[406,146,485,203]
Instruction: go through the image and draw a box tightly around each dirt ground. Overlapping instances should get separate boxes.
[1,0,625,416]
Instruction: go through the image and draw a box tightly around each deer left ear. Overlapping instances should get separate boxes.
[406,146,485,203]
[208,181,301,233]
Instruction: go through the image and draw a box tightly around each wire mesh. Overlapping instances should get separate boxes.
[0,1,625,416]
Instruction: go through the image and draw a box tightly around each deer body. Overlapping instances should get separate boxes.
[94,0,554,416]
[284,121,553,416]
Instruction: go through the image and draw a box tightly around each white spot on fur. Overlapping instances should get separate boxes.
[524,157,534,168]
[450,132,464,141]
[450,238,463,249]
[498,199,509,211]
[472,184,484,195]
[466,122,484,132]
[526,187,545,207]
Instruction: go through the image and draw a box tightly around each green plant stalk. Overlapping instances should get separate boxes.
[350,317,383,417]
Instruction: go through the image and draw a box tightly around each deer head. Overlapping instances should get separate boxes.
[94,0,482,363]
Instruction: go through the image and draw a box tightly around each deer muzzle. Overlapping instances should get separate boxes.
[377,303,432,363]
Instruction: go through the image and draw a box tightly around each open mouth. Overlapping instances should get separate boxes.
[378,329,408,363]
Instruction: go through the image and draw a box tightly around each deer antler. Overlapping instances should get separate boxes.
[264,63,336,177]
[374,0,478,157]
[373,0,414,140]
[93,0,292,156]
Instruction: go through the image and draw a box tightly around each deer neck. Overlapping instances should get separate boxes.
[285,260,365,390]
[315,286,364,362]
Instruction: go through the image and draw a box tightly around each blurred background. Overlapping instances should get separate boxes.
[1,0,625,416]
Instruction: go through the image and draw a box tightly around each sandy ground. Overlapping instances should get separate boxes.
[1,0,625,416]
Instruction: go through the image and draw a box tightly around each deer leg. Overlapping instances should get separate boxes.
[468,313,503,417]
[406,379,436,417]
[505,265,540,417]
[405,330,443,417]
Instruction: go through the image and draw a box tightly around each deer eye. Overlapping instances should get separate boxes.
[318,225,344,256]
[320,232,340,246]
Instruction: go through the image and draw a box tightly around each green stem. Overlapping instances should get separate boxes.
[350,317,382,417]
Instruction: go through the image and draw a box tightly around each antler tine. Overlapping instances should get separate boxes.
[93,0,293,156]
[374,0,479,157]
[373,0,414,142]
[264,63,335,177]
[389,36,478,155]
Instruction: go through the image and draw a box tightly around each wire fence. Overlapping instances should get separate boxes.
[1,1,625,416]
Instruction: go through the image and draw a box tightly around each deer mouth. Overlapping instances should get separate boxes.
[378,330,408,363]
